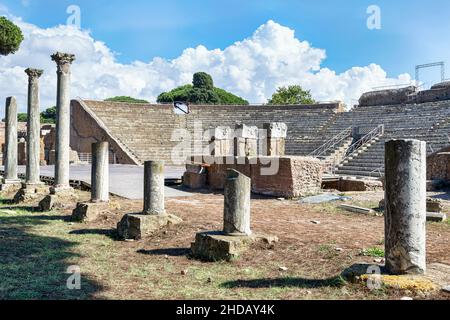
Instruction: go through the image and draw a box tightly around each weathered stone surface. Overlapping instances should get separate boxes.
[71,202,110,222]
[52,52,75,189]
[183,171,207,189]
[25,68,44,186]
[117,213,182,240]
[426,212,447,222]
[3,97,19,183]
[427,148,450,182]
[322,178,383,192]
[338,204,375,215]
[263,123,288,139]
[13,183,48,203]
[426,198,444,213]
[223,170,251,236]
[0,181,22,193]
[384,139,427,275]
[251,156,323,198]
[39,188,78,211]
[190,231,278,261]
[91,141,109,202]
[143,160,165,215]
[206,156,322,197]
[359,86,417,107]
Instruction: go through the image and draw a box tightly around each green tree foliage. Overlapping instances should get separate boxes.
[268,85,316,105]
[41,106,56,123]
[192,72,214,90]
[104,96,149,104]
[15,107,58,124]
[0,17,24,56]
[157,72,249,105]
[17,113,27,122]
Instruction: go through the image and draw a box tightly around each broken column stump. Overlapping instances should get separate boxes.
[72,142,110,222]
[117,160,182,240]
[384,139,427,275]
[191,169,277,261]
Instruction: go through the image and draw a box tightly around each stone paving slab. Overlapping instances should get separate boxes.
[2,165,192,200]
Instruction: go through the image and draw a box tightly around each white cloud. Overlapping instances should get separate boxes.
[0,18,412,116]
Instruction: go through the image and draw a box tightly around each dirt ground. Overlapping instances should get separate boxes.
[0,188,449,300]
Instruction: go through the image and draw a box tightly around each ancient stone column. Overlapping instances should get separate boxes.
[143,160,165,215]
[262,123,288,156]
[25,68,44,186]
[384,139,427,275]
[223,169,251,236]
[51,52,75,192]
[2,97,20,185]
[234,124,258,157]
[91,142,109,202]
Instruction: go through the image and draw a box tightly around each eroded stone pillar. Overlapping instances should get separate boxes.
[261,123,287,156]
[2,97,21,188]
[384,139,426,275]
[234,124,258,157]
[223,169,251,236]
[143,160,165,215]
[51,52,75,192]
[25,68,44,186]
[91,142,109,202]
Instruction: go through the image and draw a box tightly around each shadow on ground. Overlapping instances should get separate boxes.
[137,248,190,257]
[0,213,102,299]
[220,276,346,289]
[69,228,119,240]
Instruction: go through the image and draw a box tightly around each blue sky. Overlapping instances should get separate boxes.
[3,0,450,79]
[0,0,449,112]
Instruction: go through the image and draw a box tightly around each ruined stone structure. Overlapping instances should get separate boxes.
[191,169,278,261]
[1,97,21,192]
[427,146,450,183]
[70,99,342,165]
[117,160,182,240]
[70,85,450,179]
[72,142,110,222]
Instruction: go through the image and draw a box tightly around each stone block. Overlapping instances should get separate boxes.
[190,231,278,261]
[183,171,207,189]
[263,123,287,138]
[71,202,110,222]
[426,212,447,222]
[234,124,258,139]
[322,178,384,192]
[0,180,22,193]
[39,188,78,211]
[117,213,183,240]
[426,198,444,213]
[13,183,49,203]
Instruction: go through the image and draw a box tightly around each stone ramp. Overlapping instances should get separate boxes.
[6,165,192,200]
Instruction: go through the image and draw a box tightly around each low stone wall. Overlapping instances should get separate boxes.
[322,178,384,192]
[358,86,417,107]
[427,147,450,181]
[203,156,323,198]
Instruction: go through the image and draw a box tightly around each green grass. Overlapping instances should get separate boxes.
[360,247,385,258]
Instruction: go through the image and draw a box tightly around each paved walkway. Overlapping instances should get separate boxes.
[6,165,192,200]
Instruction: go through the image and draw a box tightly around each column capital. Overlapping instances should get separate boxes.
[25,68,44,79]
[51,52,76,73]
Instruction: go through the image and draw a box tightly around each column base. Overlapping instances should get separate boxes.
[13,182,49,203]
[39,187,78,212]
[117,213,183,240]
[71,201,110,222]
[190,231,278,261]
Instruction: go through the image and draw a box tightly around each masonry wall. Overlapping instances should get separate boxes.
[70,99,341,165]
[427,146,450,181]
